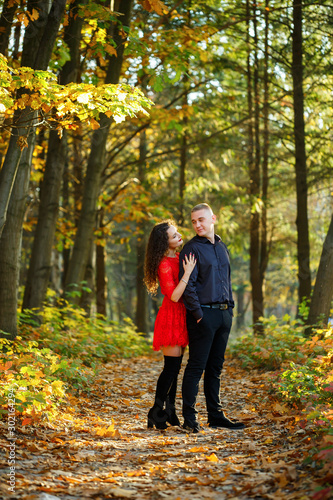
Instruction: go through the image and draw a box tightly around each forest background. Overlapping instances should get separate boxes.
[0,0,332,337]
[0,0,333,495]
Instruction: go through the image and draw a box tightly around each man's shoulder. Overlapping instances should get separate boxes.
[215,235,230,254]
[181,236,201,251]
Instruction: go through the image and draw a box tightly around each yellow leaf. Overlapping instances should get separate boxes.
[89,118,100,130]
[105,44,117,57]
[95,424,120,438]
[200,51,208,62]
[18,13,29,27]
[188,446,208,453]
[149,0,168,15]
[184,476,198,482]
[30,8,39,21]
[207,453,219,462]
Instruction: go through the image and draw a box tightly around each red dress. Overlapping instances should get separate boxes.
[153,254,189,351]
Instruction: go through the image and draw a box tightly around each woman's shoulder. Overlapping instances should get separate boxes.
[158,256,172,270]
[159,254,179,272]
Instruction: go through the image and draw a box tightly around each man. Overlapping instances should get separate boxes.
[179,203,245,433]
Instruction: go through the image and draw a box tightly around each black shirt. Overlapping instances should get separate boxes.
[179,234,234,320]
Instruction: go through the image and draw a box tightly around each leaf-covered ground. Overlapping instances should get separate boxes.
[0,353,329,500]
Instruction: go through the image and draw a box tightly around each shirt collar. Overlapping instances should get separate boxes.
[194,234,221,244]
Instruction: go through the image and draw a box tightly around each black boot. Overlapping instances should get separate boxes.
[165,396,181,426]
[147,399,169,429]
[148,355,182,429]
[165,355,183,426]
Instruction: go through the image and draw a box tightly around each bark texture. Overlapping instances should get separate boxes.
[307,214,333,328]
[292,0,311,306]
[0,0,18,55]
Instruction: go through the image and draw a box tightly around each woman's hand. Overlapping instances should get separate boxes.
[182,253,196,276]
[171,253,196,302]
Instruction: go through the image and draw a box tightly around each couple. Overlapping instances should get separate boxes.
[144,203,245,433]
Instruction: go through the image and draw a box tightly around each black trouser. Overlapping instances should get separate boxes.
[182,308,232,421]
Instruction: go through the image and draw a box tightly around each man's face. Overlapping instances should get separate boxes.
[191,208,216,239]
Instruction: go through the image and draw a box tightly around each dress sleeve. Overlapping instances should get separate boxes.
[179,243,202,319]
[158,259,177,300]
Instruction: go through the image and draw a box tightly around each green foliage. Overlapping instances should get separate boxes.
[0,338,68,420]
[0,301,150,422]
[277,362,333,408]
[231,316,333,469]
[19,296,151,366]
[229,315,307,371]
[0,54,152,131]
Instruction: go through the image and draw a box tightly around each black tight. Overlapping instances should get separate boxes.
[154,355,183,408]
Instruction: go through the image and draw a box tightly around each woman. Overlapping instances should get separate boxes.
[144,220,196,429]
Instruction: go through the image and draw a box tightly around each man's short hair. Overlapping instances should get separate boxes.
[191,203,213,214]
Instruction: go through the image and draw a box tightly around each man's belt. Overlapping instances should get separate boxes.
[201,303,228,310]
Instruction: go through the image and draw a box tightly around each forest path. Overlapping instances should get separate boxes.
[0,353,323,500]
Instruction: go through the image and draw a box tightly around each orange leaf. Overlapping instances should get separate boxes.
[89,118,100,130]
[206,453,219,462]
[21,417,32,426]
[188,446,207,452]
[0,361,13,371]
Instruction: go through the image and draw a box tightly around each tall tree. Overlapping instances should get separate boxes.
[0,0,67,338]
[0,0,18,56]
[64,0,134,297]
[249,0,263,332]
[135,129,148,333]
[292,0,311,307]
[22,0,88,313]
[307,213,333,328]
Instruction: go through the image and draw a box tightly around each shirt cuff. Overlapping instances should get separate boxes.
[192,308,203,320]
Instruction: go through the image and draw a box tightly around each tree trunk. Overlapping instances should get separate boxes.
[0,135,35,338]
[64,0,134,298]
[80,241,94,315]
[0,0,18,55]
[62,154,71,290]
[307,213,333,329]
[73,127,84,226]
[0,111,30,238]
[135,129,148,333]
[96,220,107,317]
[236,285,246,331]
[136,233,148,333]
[178,76,188,226]
[0,0,67,337]
[261,0,269,285]
[253,0,264,328]
[292,0,311,307]
[22,131,67,312]
[248,0,263,333]
[22,0,87,313]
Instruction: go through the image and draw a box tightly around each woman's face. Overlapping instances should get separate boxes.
[167,225,183,250]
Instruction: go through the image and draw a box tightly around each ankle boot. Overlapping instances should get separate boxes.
[165,397,180,426]
[147,402,169,429]
[148,356,183,429]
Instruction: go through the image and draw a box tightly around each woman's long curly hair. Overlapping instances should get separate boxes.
[144,220,176,295]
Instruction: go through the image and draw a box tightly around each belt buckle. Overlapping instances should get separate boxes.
[219,304,228,310]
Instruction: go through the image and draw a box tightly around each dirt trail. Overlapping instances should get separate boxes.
[0,353,322,499]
